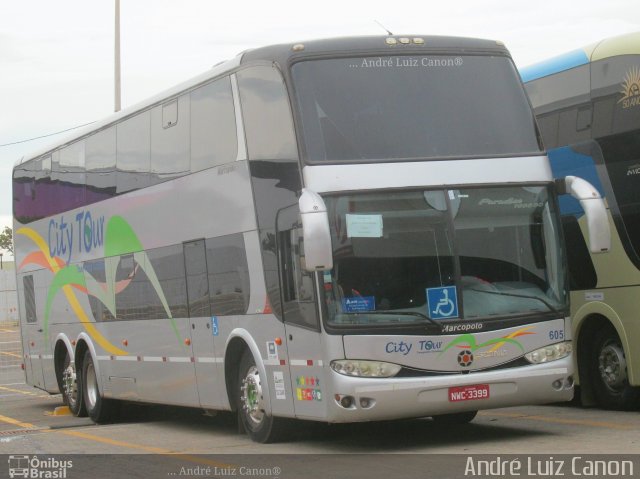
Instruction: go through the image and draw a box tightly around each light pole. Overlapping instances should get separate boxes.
[115,0,121,112]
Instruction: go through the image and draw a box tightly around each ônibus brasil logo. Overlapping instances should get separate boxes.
[8,455,73,478]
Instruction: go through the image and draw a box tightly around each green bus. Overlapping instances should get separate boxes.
[522,31,640,410]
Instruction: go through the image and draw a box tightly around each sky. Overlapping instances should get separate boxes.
[1,0,639,257]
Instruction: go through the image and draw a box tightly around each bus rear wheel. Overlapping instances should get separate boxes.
[589,324,640,410]
[61,352,86,417]
[82,353,118,423]
[237,350,287,443]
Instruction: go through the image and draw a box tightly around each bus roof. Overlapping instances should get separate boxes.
[13,55,242,168]
[241,35,509,65]
[14,35,509,169]
[520,31,640,83]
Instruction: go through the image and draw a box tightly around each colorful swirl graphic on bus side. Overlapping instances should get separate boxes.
[439,326,536,356]
[17,216,182,355]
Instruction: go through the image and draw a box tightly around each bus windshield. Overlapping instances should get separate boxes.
[321,185,567,327]
[291,55,542,163]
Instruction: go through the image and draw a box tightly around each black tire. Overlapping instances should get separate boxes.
[589,324,640,410]
[82,352,118,423]
[237,349,288,443]
[432,411,478,425]
[60,352,86,417]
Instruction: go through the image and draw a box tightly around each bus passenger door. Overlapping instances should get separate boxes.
[183,240,223,408]
[277,207,326,420]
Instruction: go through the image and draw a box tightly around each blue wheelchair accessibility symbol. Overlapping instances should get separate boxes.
[211,316,219,336]
[426,286,459,320]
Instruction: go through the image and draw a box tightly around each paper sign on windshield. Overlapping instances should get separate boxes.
[346,214,383,238]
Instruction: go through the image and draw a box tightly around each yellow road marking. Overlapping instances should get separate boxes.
[0,411,234,469]
[58,429,175,454]
[52,431,235,468]
[479,410,635,430]
[0,385,40,397]
[0,413,38,429]
[58,430,231,466]
[0,351,22,358]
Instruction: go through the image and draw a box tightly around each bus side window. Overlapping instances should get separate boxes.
[151,95,190,181]
[184,240,212,319]
[561,215,597,290]
[277,206,320,330]
[190,76,238,172]
[236,65,297,161]
[206,234,250,316]
[57,140,86,212]
[86,127,117,201]
[537,113,559,149]
[117,111,151,194]
[23,275,37,323]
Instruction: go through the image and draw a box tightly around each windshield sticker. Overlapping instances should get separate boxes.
[353,57,464,69]
[342,296,376,313]
[477,197,543,209]
[346,214,383,238]
[619,66,640,110]
[426,286,459,320]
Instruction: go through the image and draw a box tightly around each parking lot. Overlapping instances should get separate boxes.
[1,319,639,478]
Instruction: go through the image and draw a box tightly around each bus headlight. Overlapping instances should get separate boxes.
[524,341,573,364]
[330,360,401,378]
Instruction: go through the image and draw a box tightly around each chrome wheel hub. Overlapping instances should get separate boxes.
[62,364,77,406]
[240,366,265,425]
[598,343,627,391]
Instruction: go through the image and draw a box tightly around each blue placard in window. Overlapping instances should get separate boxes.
[426,286,459,320]
[342,296,376,313]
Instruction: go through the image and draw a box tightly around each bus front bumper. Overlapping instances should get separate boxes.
[326,356,574,422]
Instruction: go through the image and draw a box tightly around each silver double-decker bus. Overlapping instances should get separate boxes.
[13,35,609,442]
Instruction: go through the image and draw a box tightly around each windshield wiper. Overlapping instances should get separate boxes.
[343,310,443,331]
[467,288,560,313]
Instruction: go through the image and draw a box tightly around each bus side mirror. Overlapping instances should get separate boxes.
[557,176,610,253]
[299,189,334,271]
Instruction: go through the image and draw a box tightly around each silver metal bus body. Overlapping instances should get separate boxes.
[13,35,608,442]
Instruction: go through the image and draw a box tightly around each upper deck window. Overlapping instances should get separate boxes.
[291,55,541,163]
[237,65,297,161]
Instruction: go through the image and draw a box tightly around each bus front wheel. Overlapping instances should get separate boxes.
[589,324,640,410]
[237,350,287,443]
